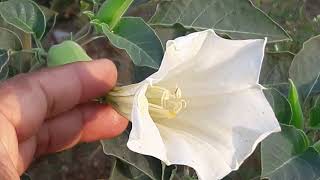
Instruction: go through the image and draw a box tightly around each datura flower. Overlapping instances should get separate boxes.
[107,30,281,180]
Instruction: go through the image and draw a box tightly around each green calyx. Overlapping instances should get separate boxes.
[47,40,92,67]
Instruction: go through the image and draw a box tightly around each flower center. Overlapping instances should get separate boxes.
[146,85,187,120]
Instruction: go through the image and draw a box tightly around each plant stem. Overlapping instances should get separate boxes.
[22,33,32,49]
[96,0,134,30]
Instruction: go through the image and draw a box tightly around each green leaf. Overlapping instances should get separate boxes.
[0,0,46,39]
[0,16,33,49]
[149,0,290,42]
[309,96,320,129]
[47,41,92,67]
[97,0,134,30]
[161,165,178,180]
[264,88,292,125]
[153,25,190,50]
[289,35,320,106]
[0,49,9,80]
[0,27,22,50]
[252,0,320,53]
[131,0,150,7]
[0,65,9,81]
[101,129,162,180]
[262,147,320,180]
[109,158,151,180]
[261,125,318,180]
[259,52,294,86]
[288,79,304,129]
[134,66,157,83]
[314,140,320,154]
[102,17,163,69]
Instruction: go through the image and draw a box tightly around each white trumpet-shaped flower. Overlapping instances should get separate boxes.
[107,30,281,180]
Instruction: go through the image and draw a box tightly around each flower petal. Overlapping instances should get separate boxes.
[149,30,209,82]
[151,30,267,96]
[126,83,169,163]
[156,87,280,179]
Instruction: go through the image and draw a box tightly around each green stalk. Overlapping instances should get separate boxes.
[96,0,134,30]
[22,33,32,49]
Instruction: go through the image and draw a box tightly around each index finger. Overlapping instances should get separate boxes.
[0,59,117,141]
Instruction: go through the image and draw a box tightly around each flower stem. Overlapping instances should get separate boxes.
[96,0,134,30]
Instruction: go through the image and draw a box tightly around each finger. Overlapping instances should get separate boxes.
[0,117,20,179]
[33,103,127,157]
[0,141,20,180]
[0,59,117,141]
[0,115,19,170]
[17,136,36,175]
[17,103,128,173]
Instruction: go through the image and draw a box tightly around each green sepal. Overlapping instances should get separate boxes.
[288,79,304,129]
[47,41,91,67]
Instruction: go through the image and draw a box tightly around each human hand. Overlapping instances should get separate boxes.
[0,59,128,179]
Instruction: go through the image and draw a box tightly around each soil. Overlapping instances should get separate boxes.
[26,142,113,180]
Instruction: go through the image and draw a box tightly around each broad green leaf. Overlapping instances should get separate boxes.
[252,0,320,53]
[102,17,163,69]
[97,0,134,29]
[134,66,157,83]
[0,65,9,81]
[0,0,46,39]
[101,129,162,180]
[309,96,320,129]
[0,49,9,71]
[109,158,151,180]
[264,88,292,125]
[131,0,150,7]
[149,0,290,42]
[161,165,178,180]
[153,25,190,50]
[47,41,92,67]
[0,16,33,49]
[259,52,294,85]
[225,147,261,180]
[0,27,22,50]
[289,35,320,105]
[261,125,316,180]
[262,147,320,180]
[288,79,304,129]
[314,140,320,153]
[0,49,9,80]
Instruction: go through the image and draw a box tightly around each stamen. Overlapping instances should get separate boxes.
[146,85,187,120]
[106,85,187,121]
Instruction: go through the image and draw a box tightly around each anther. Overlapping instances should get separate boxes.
[146,86,187,120]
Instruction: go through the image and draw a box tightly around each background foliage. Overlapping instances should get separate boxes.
[0,0,319,179]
